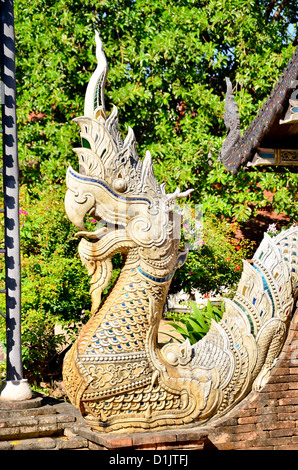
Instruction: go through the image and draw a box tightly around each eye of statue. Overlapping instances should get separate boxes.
[113,178,127,193]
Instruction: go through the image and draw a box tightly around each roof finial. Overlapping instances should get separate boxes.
[219,77,241,168]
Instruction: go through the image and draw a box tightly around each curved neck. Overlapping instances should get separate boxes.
[78,250,173,356]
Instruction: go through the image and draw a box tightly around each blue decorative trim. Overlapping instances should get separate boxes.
[137,266,173,283]
[234,300,255,336]
[259,153,274,159]
[68,168,152,207]
[137,252,187,284]
[253,264,275,316]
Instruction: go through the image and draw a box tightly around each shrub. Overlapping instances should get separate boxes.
[165,300,225,344]
[171,213,254,296]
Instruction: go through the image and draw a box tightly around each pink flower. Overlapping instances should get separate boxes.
[91,219,97,223]
[267,223,277,234]
[19,209,28,215]
[183,224,189,230]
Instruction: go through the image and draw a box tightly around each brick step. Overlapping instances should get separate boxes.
[0,396,89,449]
[0,404,56,420]
[0,410,76,441]
[0,434,89,450]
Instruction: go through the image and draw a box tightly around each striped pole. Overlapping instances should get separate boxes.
[0,0,31,400]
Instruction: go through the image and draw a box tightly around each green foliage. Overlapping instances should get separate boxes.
[15,0,298,221]
[18,185,91,322]
[14,0,298,224]
[21,308,67,383]
[165,300,225,344]
[172,214,253,295]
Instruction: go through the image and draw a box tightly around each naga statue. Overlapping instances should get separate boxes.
[63,32,298,433]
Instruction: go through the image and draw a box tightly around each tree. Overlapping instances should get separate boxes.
[14,0,298,216]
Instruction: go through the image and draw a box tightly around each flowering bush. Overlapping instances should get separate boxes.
[171,213,253,296]
[266,223,279,236]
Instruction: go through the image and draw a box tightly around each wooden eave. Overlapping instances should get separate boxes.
[220,46,298,174]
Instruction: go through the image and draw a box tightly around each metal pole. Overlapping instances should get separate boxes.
[0,0,31,400]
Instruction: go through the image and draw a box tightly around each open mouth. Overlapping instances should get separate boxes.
[75,217,126,240]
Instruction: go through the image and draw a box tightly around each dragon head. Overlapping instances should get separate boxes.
[65,32,193,281]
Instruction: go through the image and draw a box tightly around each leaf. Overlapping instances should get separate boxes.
[159,332,183,344]
[187,318,209,334]
[168,322,190,339]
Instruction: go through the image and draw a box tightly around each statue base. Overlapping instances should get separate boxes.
[0,379,32,402]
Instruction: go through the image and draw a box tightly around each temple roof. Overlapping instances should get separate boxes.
[219,46,298,174]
